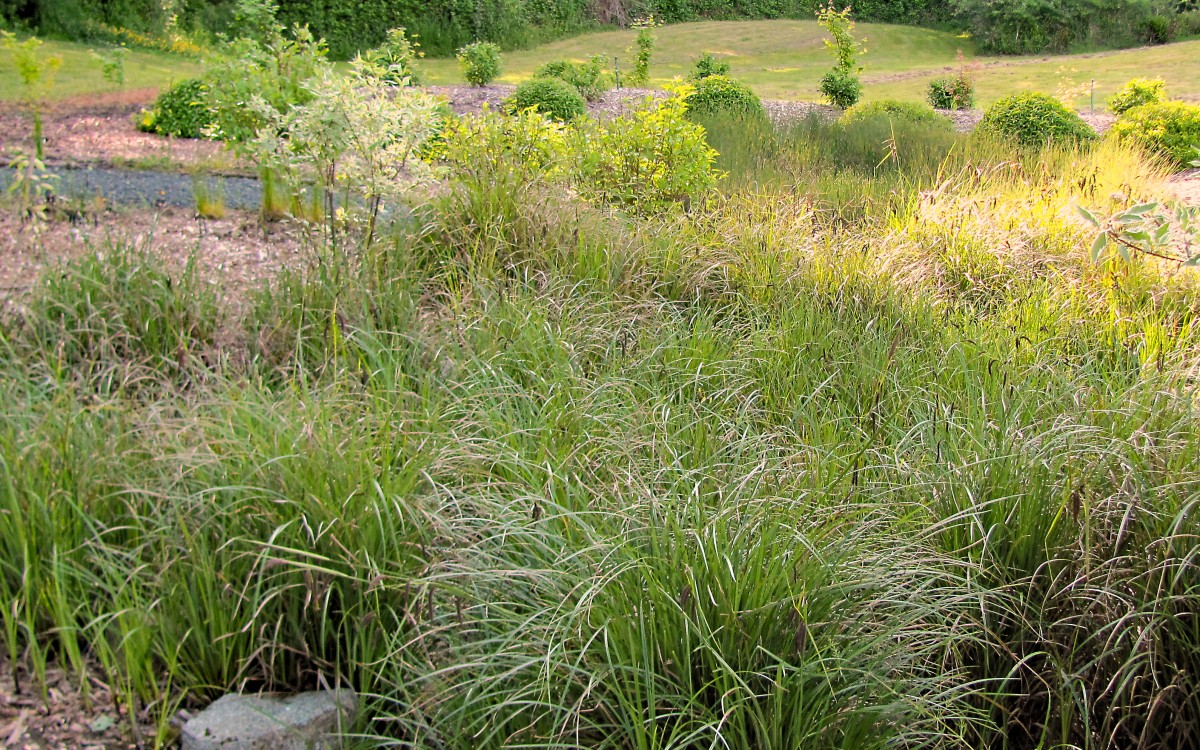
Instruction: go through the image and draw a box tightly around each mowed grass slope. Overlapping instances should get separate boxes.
[0,39,201,101]
[420,20,1200,106]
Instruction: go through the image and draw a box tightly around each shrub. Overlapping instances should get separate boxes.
[570,86,722,215]
[688,52,731,81]
[1107,78,1166,115]
[627,16,659,86]
[507,78,587,122]
[456,41,501,86]
[817,3,864,109]
[357,27,422,86]
[1139,14,1173,44]
[203,25,330,142]
[842,99,952,130]
[927,73,974,110]
[138,78,215,139]
[685,75,764,120]
[820,67,863,109]
[534,55,612,102]
[1109,100,1200,169]
[979,92,1096,146]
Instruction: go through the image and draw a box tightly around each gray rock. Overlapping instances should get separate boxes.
[181,690,357,750]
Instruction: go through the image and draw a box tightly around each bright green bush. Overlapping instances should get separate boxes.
[820,67,863,109]
[1107,78,1166,115]
[570,87,722,215]
[688,52,731,81]
[533,55,612,102]
[1109,100,1200,169]
[137,78,215,138]
[507,77,587,121]
[927,73,974,110]
[686,75,764,120]
[979,92,1096,146]
[457,41,501,86]
[842,99,952,130]
[356,27,422,86]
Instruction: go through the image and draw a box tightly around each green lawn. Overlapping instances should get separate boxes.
[420,20,1200,107]
[0,39,201,101]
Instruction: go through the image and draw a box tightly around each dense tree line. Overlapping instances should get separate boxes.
[0,0,1188,58]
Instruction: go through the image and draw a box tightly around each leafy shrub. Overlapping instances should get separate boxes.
[356,27,422,86]
[688,52,731,81]
[1107,78,1166,115]
[534,55,612,102]
[138,78,215,139]
[1109,100,1200,169]
[507,78,587,122]
[457,41,501,86]
[820,67,863,109]
[627,16,659,86]
[927,73,974,110]
[817,4,864,109]
[203,25,331,142]
[570,86,722,215]
[1139,14,1173,43]
[979,92,1096,146]
[842,99,952,130]
[686,75,764,120]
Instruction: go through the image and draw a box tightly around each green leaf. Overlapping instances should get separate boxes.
[1076,204,1100,226]
[1090,232,1109,263]
[1125,201,1158,215]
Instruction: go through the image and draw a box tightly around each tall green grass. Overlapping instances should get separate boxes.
[1,116,1198,748]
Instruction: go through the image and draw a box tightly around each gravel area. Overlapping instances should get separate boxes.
[1,166,264,211]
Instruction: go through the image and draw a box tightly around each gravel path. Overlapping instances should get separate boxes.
[0,165,263,211]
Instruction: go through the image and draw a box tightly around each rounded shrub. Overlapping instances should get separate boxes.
[686,75,764,120]
[819,67,863,109]
[456,41,501,86]
[137,78,215,139]
[1109,100,1200,169]
[978,93,1096,147]
[842,99,953,130]
[507,78,586,122]
[1107,78,1166,115]
[927,73,974,111]
[533,55,612,102]
[688,52,730,81]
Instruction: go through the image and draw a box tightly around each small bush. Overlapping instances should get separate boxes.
[820,67,863,109]
[571,86,722,215]
[1109,100,1200,169]
[1139,14,1173,44]
[979,92,1096,147]
[686,75,764,120]
[688,52,731,81]
[457,41,501,86]
[842,99,952,130]
[927,73,974,110]
[357,27,422,86]
[507,78,587,122]
[534,55,612,102]
[138,78,214,139]
[1107,78,1166,115]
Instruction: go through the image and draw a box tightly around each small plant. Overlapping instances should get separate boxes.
[841,99,952,130]
[817,4,865,109]
[1053,67,1091,108]
[534,56,612,102]
[138,78,215,139]
[456,41,501,86]
[2,31,63,161]
[688,52,731,81]
[627,16,660,87]
[927,74,974,110]
[1109,100,1200,169]
[357,27,422,86]
[91,46,130,91]
[1107,78,1166,115]
[191,175,227,219]
[507,78,587,122]
[570,85,723,215]
[685,75,765,120]
[978,92,1096,146]
[1139,14,1173,44]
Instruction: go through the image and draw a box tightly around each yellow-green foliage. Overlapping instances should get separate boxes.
[1109,99,1200,169]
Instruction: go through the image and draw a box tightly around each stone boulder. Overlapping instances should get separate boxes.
[181,690,357,750]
